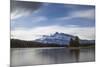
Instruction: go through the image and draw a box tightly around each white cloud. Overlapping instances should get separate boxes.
[73,9,95,19]
[32,16,47,23]
[11,9,30,20]
[57,9,95,20]
[11,26,95,40]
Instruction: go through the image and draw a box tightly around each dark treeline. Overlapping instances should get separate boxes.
[11,38,95,48]
[79,43,95,47]
[69,36,95,47]
[11,39,68,48]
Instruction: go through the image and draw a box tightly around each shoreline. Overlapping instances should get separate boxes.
[11,46,95,49]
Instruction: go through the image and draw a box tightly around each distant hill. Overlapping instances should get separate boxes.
[11,39,67,48]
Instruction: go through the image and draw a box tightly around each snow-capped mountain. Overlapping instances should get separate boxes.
[35,32,95,45]
[35,32,76,45]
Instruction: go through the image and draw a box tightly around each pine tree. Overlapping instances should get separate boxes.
[69,38,74,47]
[74,36,79,47]
[69,36,79,47]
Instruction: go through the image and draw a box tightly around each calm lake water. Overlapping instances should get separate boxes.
[10,47,95,67]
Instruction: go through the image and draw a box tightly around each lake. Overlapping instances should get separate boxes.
[10,47,95,67]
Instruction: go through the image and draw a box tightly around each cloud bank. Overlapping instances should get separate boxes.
[11,26,95,40]
[11,0,42,20]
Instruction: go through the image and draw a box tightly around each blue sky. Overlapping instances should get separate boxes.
[11,1,95,40]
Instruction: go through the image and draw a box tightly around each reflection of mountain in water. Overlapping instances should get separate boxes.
[39,48,80,63]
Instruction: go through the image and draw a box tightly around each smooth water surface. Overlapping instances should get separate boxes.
[10,47,95,67]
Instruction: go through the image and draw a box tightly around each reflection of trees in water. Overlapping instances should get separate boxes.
[70,49,80,62]
[69,36,80,62]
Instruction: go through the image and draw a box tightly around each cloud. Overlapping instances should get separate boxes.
[11,0,42,20]
[57,9,95,20]
[11,15,48,30]
[11,1,95,29]
[11,25,95,40]
[11,9,30,20]
[32,16,48,23]
[73,9,95,20]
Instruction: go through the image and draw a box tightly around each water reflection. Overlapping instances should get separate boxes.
[69,49,80,62]
[11,47,95,66]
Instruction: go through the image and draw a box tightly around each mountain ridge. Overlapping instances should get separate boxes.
[34,32,95,45]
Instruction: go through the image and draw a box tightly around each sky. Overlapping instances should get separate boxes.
[11,0,95,40]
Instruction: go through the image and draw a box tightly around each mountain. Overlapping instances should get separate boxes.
[35,32,95,45]
[11,32,95,48]
[35,32,76,45]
